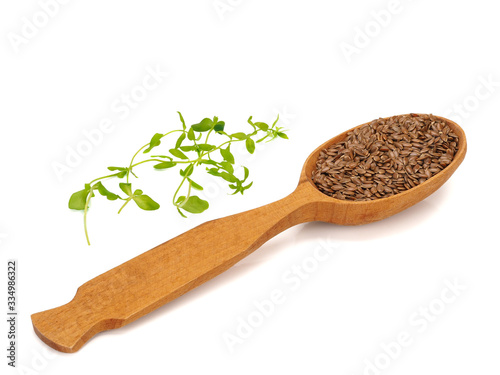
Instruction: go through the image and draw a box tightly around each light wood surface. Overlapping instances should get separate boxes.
[31,115,467,353]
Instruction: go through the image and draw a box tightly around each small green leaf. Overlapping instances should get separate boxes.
[200,159,218,166]
[119,182,133,196]
[187,127,195,140]
[180,164,194,177]
[231,132,247,140]
[245,138,255,154]
[256,134,270,143]
[272,114,280,127]
[178,195,209,214]
[277,132,288,139]
[108,166,127,172]
[107,167,128,178]
[177,207,188,218]
[179,145,197,152]
[242,181,253,192]
[132,194,160,210]
[133,189,143,195]
[220,161,234,174]
[177,111,186,130]
[154,161,177,169]
[191,118,213,132]
[254,122,269,131]
[243,166,250,181]
[169,148,189,160]
[220,145,235,164]
[206,168,220,177]
[219,171,238,183]
[69,185,91,210]
[94,181,119,201]
[198,144,215,151]
[175,133,186,148]
[144,133,163,153]
[188,178,203,190]
[214,121,225,133]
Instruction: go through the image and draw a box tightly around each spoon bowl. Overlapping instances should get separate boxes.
[32,114,466,353]
[297,113,467,225]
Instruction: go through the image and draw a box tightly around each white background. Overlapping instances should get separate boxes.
[1,0,499,374]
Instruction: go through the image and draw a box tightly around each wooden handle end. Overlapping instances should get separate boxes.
[31,291,124,353]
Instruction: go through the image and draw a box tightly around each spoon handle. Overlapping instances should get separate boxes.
[31,185,315,353]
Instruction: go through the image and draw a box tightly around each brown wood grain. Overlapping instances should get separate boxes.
[31,115,467,353]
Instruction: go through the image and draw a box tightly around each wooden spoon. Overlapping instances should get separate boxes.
[31,114,467,353]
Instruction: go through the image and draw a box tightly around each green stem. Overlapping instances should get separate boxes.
[178,181,192,209]
[130,158,178,168]
[117,198,132,214]
[127,145,148,183]
[89,173,120,185]
[83,189,94,246]
[173,174,189,206]
[204,129,213,145]
[126,130,184,183]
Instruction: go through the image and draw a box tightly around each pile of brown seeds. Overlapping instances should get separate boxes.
[312,114,458,201]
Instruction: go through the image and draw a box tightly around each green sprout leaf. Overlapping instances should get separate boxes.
[219,171,237,183]
[179,145,197,152]
[154,161,177,169]
[220,145,235,164]
[180,164,194,177]
[200,159,218,166]
[169,148,188,159]
[277,132,289,139]
[198,144,215,151]
[220,161,234,174]
[177,195,209,214]
[107,166,128,178]
[108,166,127,172]
[69,184,92,210]
[119,182,133,196]
[242,181,253,192]
[70,112,288,244]
[175,133,186,149]
[231,132,247,140]
[94,182,120,201]
[132,194,160,210]
[245,138,255,154]
[191,118,213,132]
[254,122,269,131]
[143,133,163,153]
[188,178,203,190]
[177,111,186,130]
[214,121,225,133]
